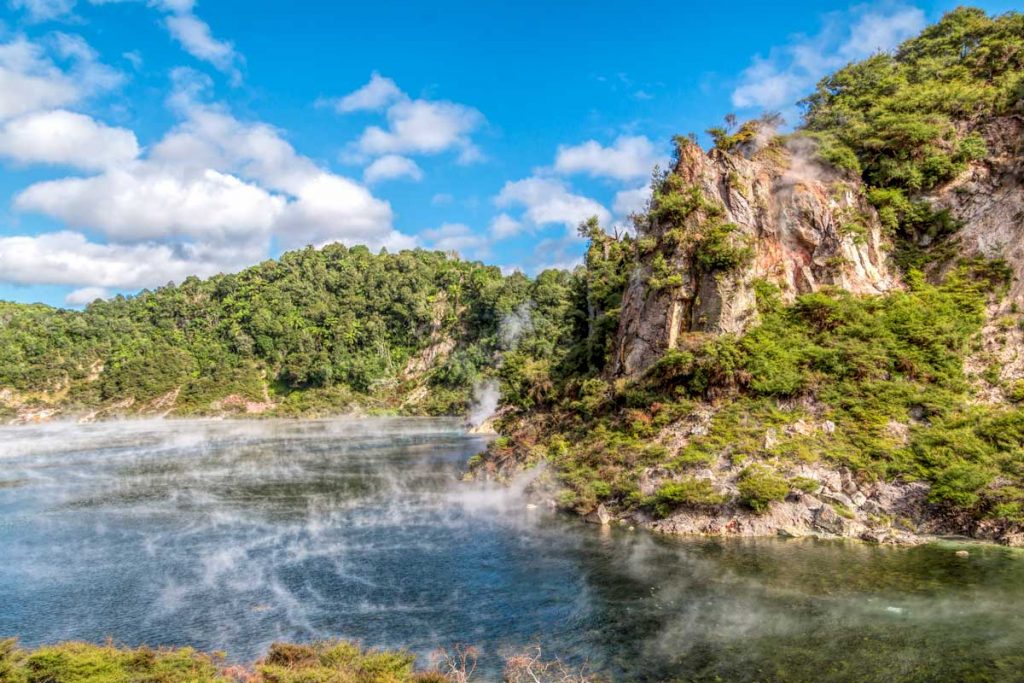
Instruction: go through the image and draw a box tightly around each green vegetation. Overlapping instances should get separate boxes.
[475,8,1024,534]
[0,638,440,682]
[801,7,1024,264]
[651,477,727,517]
[0,245,567,417]
[737,466,791,513]
[491,252,1022,523]
[0,639,224,683]
[0,639,597,683]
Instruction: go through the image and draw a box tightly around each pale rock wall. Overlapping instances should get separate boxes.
[613,141,899,378]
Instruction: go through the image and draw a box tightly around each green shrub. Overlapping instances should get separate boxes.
[738,467,791,513]
[652,477,727,517]
[928,461,994,508]
[694,222,754,273]
[791,476,821,494]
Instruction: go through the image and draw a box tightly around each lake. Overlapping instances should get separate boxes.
[2,418,1024,681]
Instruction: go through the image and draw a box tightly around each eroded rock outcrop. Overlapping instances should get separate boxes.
[930,115,1024,301]
[613,140,899,378]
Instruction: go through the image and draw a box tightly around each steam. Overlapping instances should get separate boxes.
[4,418,1024,677]
[780,134,836,188]
[499,302,534,350]
[464,302,535,428]
[465,380,499,429]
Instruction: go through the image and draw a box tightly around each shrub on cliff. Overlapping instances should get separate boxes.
[738,467,791,514]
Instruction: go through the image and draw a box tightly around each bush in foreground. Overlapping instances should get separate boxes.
[0,638,598,683]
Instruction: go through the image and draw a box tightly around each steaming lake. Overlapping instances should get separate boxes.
[3,418,1024,681]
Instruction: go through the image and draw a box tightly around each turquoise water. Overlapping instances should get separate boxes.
[2,418,1023,681]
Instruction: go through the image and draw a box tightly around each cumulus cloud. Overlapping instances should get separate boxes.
[16,166,284,241]
[333,73,485,163]
[612,184,651,218]
[731,5,925,111]
[496,177,610,230]
[330,72,403,113]
[3,68,410,293]
[554,135,664,181]
[489,213,523,240]
[273,173,408,251]
[356,98,484,159]
[0,231,256,289]
[0,35,119,120]
[0,109,139,169]
[422,223,488,257]
[64,286,109,306]
[363,154,423,184]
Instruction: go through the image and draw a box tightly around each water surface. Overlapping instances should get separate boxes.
[2,418,1024,681]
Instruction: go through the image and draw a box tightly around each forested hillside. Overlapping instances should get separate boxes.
[0,245,582,419]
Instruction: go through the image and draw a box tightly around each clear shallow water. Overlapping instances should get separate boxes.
[2,418,1024,682]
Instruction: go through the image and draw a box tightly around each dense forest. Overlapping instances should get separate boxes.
[2,7,1023,537]
[0,243,588,419]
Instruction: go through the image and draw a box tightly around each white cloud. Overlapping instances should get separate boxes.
[164,12,240,78]
[49,32,124,92]
[0,109,139,169]
[332,72,403,113]
[65,286,108,306]
[9,0,76,21]
[731,5,925,111]
[3,72,412,293]
[0,38,78,119]
[16,166,285,242]
[91,0,241,78]
[331,74,486,163]
[356,98,484,159]
[489,213,523,240]
[422,223,488,257]
[496,177,610,229]
[152,94,403,250]
[431,192,453,206]
[554,135,663,181]
[612,184,651,218]
[0,231,255,289]
[0,34,122,122]
[273,172,409,251]
[363,154,423,184]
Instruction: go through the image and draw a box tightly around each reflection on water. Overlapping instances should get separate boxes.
[2,418,1024,682]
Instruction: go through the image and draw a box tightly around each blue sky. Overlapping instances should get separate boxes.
[0,0,1018,307]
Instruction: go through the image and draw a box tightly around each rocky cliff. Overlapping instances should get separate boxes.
[930,115,1024,299]
[613,139,899,378]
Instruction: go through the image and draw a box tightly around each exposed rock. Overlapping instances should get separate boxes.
[613,141,899,378]
[584,503,613,526]
[813,504,849,536]
[930,116,1024,301]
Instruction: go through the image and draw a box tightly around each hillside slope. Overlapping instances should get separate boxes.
[0,245,563,422]
[478,7,1024,546]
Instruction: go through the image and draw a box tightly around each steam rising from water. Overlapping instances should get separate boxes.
[3,418,1024,681]
[466,380,499,428]
[464,303,534,428]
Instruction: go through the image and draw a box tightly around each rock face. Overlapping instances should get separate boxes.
[930,115,1024,302]
[613,140,899,378]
